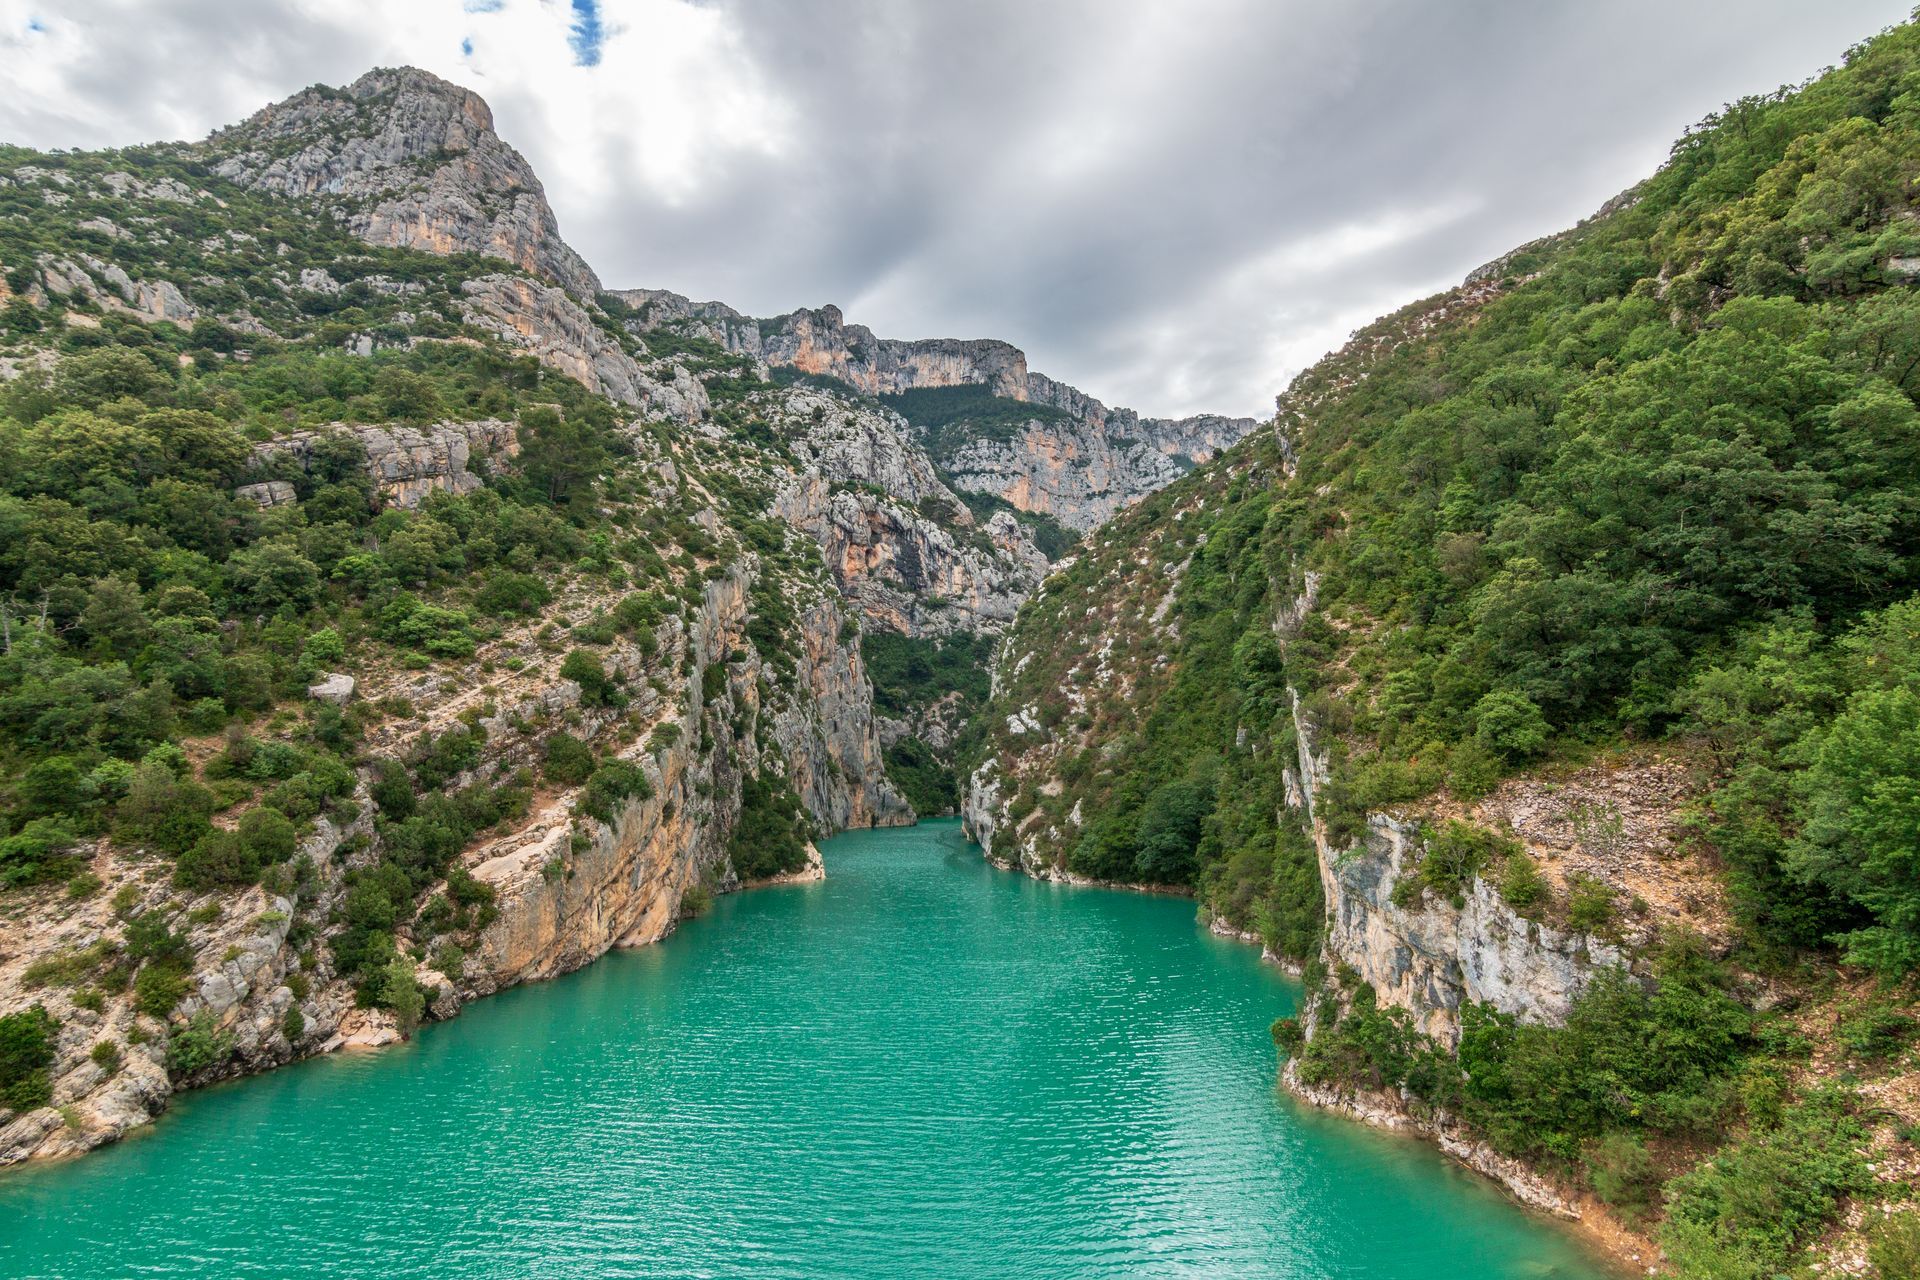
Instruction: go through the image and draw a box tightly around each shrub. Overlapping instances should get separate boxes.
[1585,1133,1659,1218]
[1472,691,1549,761]
[559,648,618,706]
[174,830,259,890]
[542,732,596,786]
[89,1041,122,1075]
[237,807,298,863]
[370,759,415,819]
[1869,1210,1920,1280]
[1661,1090,1870,1277]
[164,1011,235,1078]
[1836,1002,1918,1062]
[1498,852,1547,913]
[0,1005,58,1112]
[381,955,425,1037]
[282,1007,305,1042]
[580,759,652,824]
[133,963,191,1018]
[0,819,80,886]
[474,572,551,617]
[1566,874,1618,934]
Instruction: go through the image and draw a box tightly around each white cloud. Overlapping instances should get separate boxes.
[0,0,1912,418]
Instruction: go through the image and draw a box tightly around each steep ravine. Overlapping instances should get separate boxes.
[0,559,905,1165]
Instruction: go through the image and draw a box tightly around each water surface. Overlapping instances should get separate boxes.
[0,819,1607,1278]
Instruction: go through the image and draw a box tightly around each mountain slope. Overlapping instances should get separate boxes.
[617,292,1258,531]
[0,64,1241,1164]
[968,16,1920,1275]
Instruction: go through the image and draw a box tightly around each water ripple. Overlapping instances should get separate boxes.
[0,821,1608,1280]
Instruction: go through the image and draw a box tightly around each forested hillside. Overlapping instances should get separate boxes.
[968,17,1920,1275]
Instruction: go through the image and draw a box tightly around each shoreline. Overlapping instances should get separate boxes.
[0,858,827,1173]
[970,831,1644,1278]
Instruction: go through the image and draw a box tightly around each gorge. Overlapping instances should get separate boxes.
[0,821,1609,1280]
[4,12,1920,1280]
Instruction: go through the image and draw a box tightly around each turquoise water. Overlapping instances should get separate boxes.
[0,820,1607,1279]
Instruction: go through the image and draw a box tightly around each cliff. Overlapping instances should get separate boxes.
[0,535,905,1164]
[618,293,1259,532]
[207,67,600,302]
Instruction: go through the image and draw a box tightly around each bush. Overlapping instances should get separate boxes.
[1566,874,1617,934]
[1869,1210,1920,1280]
[542,732,596,786]
[474,572,551,617]
[1661,1090,1870,1277]
[1585,1133,1659,1218]
[1497,852,1547,913]
[237,807,298,863]
[381,955,425,1037]
[133,963,191,1018]
[164,1011,235,1078]
[580,759,652,824]
[0,1005,58,1112]
[370,759,415,819]
[1472,691,1549,761]
[559,649,619,706]
[0,818,80,887]
[174,829,260,889]
[1836,1002,1918,1062]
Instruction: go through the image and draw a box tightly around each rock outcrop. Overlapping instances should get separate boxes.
[1316,814,1629,1047]
[252,419,519,508]
[34,252,198,324]
[773,474,1045,637]
[621,293,1260,531]
[940,411,1249,532]
[460,275,709,420]
[207,67,600,301]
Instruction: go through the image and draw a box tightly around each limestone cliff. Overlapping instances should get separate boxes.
[762,386,1048,637]
[207,67,600,301]
[246,419,520,509]
[0,547,905,1165]
[619,294,1259,531]
[460,274,710,419]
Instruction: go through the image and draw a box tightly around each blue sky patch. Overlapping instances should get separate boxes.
[567,0,603,66]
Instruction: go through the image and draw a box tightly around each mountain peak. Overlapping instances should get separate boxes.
[204,65,599,300]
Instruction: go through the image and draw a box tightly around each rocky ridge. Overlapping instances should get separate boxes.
[618,293,1259,532]
[207,67,600,302]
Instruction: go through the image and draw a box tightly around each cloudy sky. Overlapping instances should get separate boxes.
[0,1,1910,418]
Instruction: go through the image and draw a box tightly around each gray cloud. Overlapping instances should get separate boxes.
[1,0,1911,417]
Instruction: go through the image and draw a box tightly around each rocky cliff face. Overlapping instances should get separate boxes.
[772,474,1044,637]
[621,293,1260,532]
[939,413,1246,533]
[0,543,905,1166]
[460,274,710,420]
[247,419,520,509]
[207,67,600,301]
[758,385,1048,637]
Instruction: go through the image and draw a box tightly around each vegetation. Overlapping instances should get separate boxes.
[971,17,1920,1267]
[0,1005,58,1112]
[862,631,996,815]
[728,773,812,880]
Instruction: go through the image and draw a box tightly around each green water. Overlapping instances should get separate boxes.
[0,820,1608,1279]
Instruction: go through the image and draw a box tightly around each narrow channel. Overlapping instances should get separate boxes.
[0,821,1607,1278]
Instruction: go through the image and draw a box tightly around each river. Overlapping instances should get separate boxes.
[0,819,1607,1278]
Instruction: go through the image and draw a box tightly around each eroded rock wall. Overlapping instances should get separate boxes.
[208,67,600,301]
